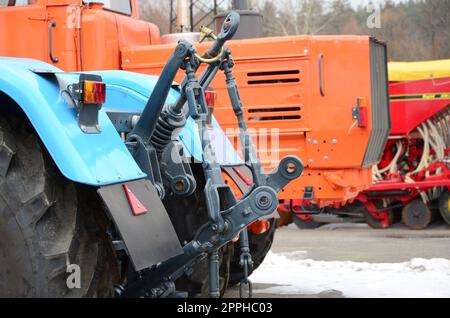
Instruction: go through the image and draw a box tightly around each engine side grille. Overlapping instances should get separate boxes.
[247,70,300,85]
[248,106,302,122]
[363,38,391,167]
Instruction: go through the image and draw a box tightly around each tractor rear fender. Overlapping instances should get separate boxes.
[92,70,243,166]
[0,57,145,186]
[0,58,241,187]
[0,58,187,270]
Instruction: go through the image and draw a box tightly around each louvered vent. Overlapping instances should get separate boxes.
[247,70,300,85]
[248,106,302,122]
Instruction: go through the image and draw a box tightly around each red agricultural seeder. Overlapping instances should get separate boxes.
[360,75,450,229]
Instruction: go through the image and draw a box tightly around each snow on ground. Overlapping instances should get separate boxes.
[250,251,450,298]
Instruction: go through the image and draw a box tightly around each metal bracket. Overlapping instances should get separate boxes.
[188,157,303,254]
[126,138,165,199]
[69,74,103,134]
[183,60,209,120]
[294,186,324,215]
[160,141,196,197]
[304,186,315,201]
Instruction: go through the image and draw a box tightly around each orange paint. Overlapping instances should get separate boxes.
[125,37,376,207]
[0,1,377,207]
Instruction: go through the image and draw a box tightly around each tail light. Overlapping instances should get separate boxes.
[205,88,216,124]
[70,74,105,134]
[82,80,106,105]
[205,88,216,109]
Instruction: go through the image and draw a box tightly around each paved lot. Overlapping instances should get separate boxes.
[225,221,450,298]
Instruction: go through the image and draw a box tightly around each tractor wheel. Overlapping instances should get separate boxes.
[177,243,233,298]
[439,190,450,225]
[164,164,232,298]
[0,116,118,297]
[402,199,434,230]
[292,215,322,229]
[228,219,277,287]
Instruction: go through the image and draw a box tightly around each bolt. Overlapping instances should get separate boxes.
[308,159,313,164]
[307,139,312,144]
[323,155,329,161]
[304,49,309,55]
[211,224,219,231]
[175,180,185,191]
[332,139,338,144]
[313,140,318,145]
[255,192,272,210]
[259,196,269,206]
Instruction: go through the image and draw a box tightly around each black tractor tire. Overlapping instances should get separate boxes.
[292,215,322,229]
[164,164,233,298]
[176,243,233,298]
[0,116,119,297]
[228,218,276,287]
[402,199,435,230]
[439,190,450,225]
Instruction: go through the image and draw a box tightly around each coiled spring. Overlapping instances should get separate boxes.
[150,106,186,157]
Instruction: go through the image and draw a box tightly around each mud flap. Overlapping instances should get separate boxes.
[98,179,183,271]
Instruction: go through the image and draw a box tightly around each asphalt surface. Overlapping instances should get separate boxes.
[225,221,450,298]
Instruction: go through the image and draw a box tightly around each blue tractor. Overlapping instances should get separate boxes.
[0,13,303,297]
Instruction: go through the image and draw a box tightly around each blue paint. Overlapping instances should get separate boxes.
[0,59,241,187]
[94,70,242,165]
[0,58,144,186]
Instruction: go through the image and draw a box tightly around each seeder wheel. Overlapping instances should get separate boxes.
[363,201,394,229]
[364,210,393,229]
[439,190,450,225]
[402,199,434,230]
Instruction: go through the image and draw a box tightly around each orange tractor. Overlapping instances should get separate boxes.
[0,0,389,282]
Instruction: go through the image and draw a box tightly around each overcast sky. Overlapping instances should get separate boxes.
[347,0,406,9]
[252,0,409,10]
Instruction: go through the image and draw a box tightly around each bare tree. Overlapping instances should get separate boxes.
[136,0,450,61]
[138,0,170,35]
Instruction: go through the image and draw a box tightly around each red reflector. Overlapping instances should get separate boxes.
[205,89,216,108]
[359,106,368,128]
[83,81,106,105]
[123,184,148,216]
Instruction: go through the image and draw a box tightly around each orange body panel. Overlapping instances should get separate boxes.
[121,36,375,206]
[0,1,376,207]
[0,0,160,72]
